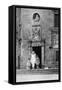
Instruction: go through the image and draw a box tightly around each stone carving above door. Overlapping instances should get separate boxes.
[32,13,41,41]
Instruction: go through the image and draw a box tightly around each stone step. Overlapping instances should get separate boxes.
[16,68,58,75]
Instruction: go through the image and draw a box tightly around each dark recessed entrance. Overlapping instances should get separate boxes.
[32,46,41,68]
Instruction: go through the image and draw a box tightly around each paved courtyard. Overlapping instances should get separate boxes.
[16,68,59,82]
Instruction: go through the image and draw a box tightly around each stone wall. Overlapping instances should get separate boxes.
[16,8,57,69]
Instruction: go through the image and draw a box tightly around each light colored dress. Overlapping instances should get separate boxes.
[26,60,31,70]
[30,53,36,69]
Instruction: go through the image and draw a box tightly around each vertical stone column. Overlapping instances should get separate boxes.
[41,46,45,66]
[16,8,21,69]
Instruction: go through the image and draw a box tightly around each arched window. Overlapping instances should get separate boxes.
[33,13,40,22]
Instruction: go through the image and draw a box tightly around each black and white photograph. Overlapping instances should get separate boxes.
[16,6,60,83]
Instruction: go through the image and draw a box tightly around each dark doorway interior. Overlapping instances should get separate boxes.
[32,46,41,68]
